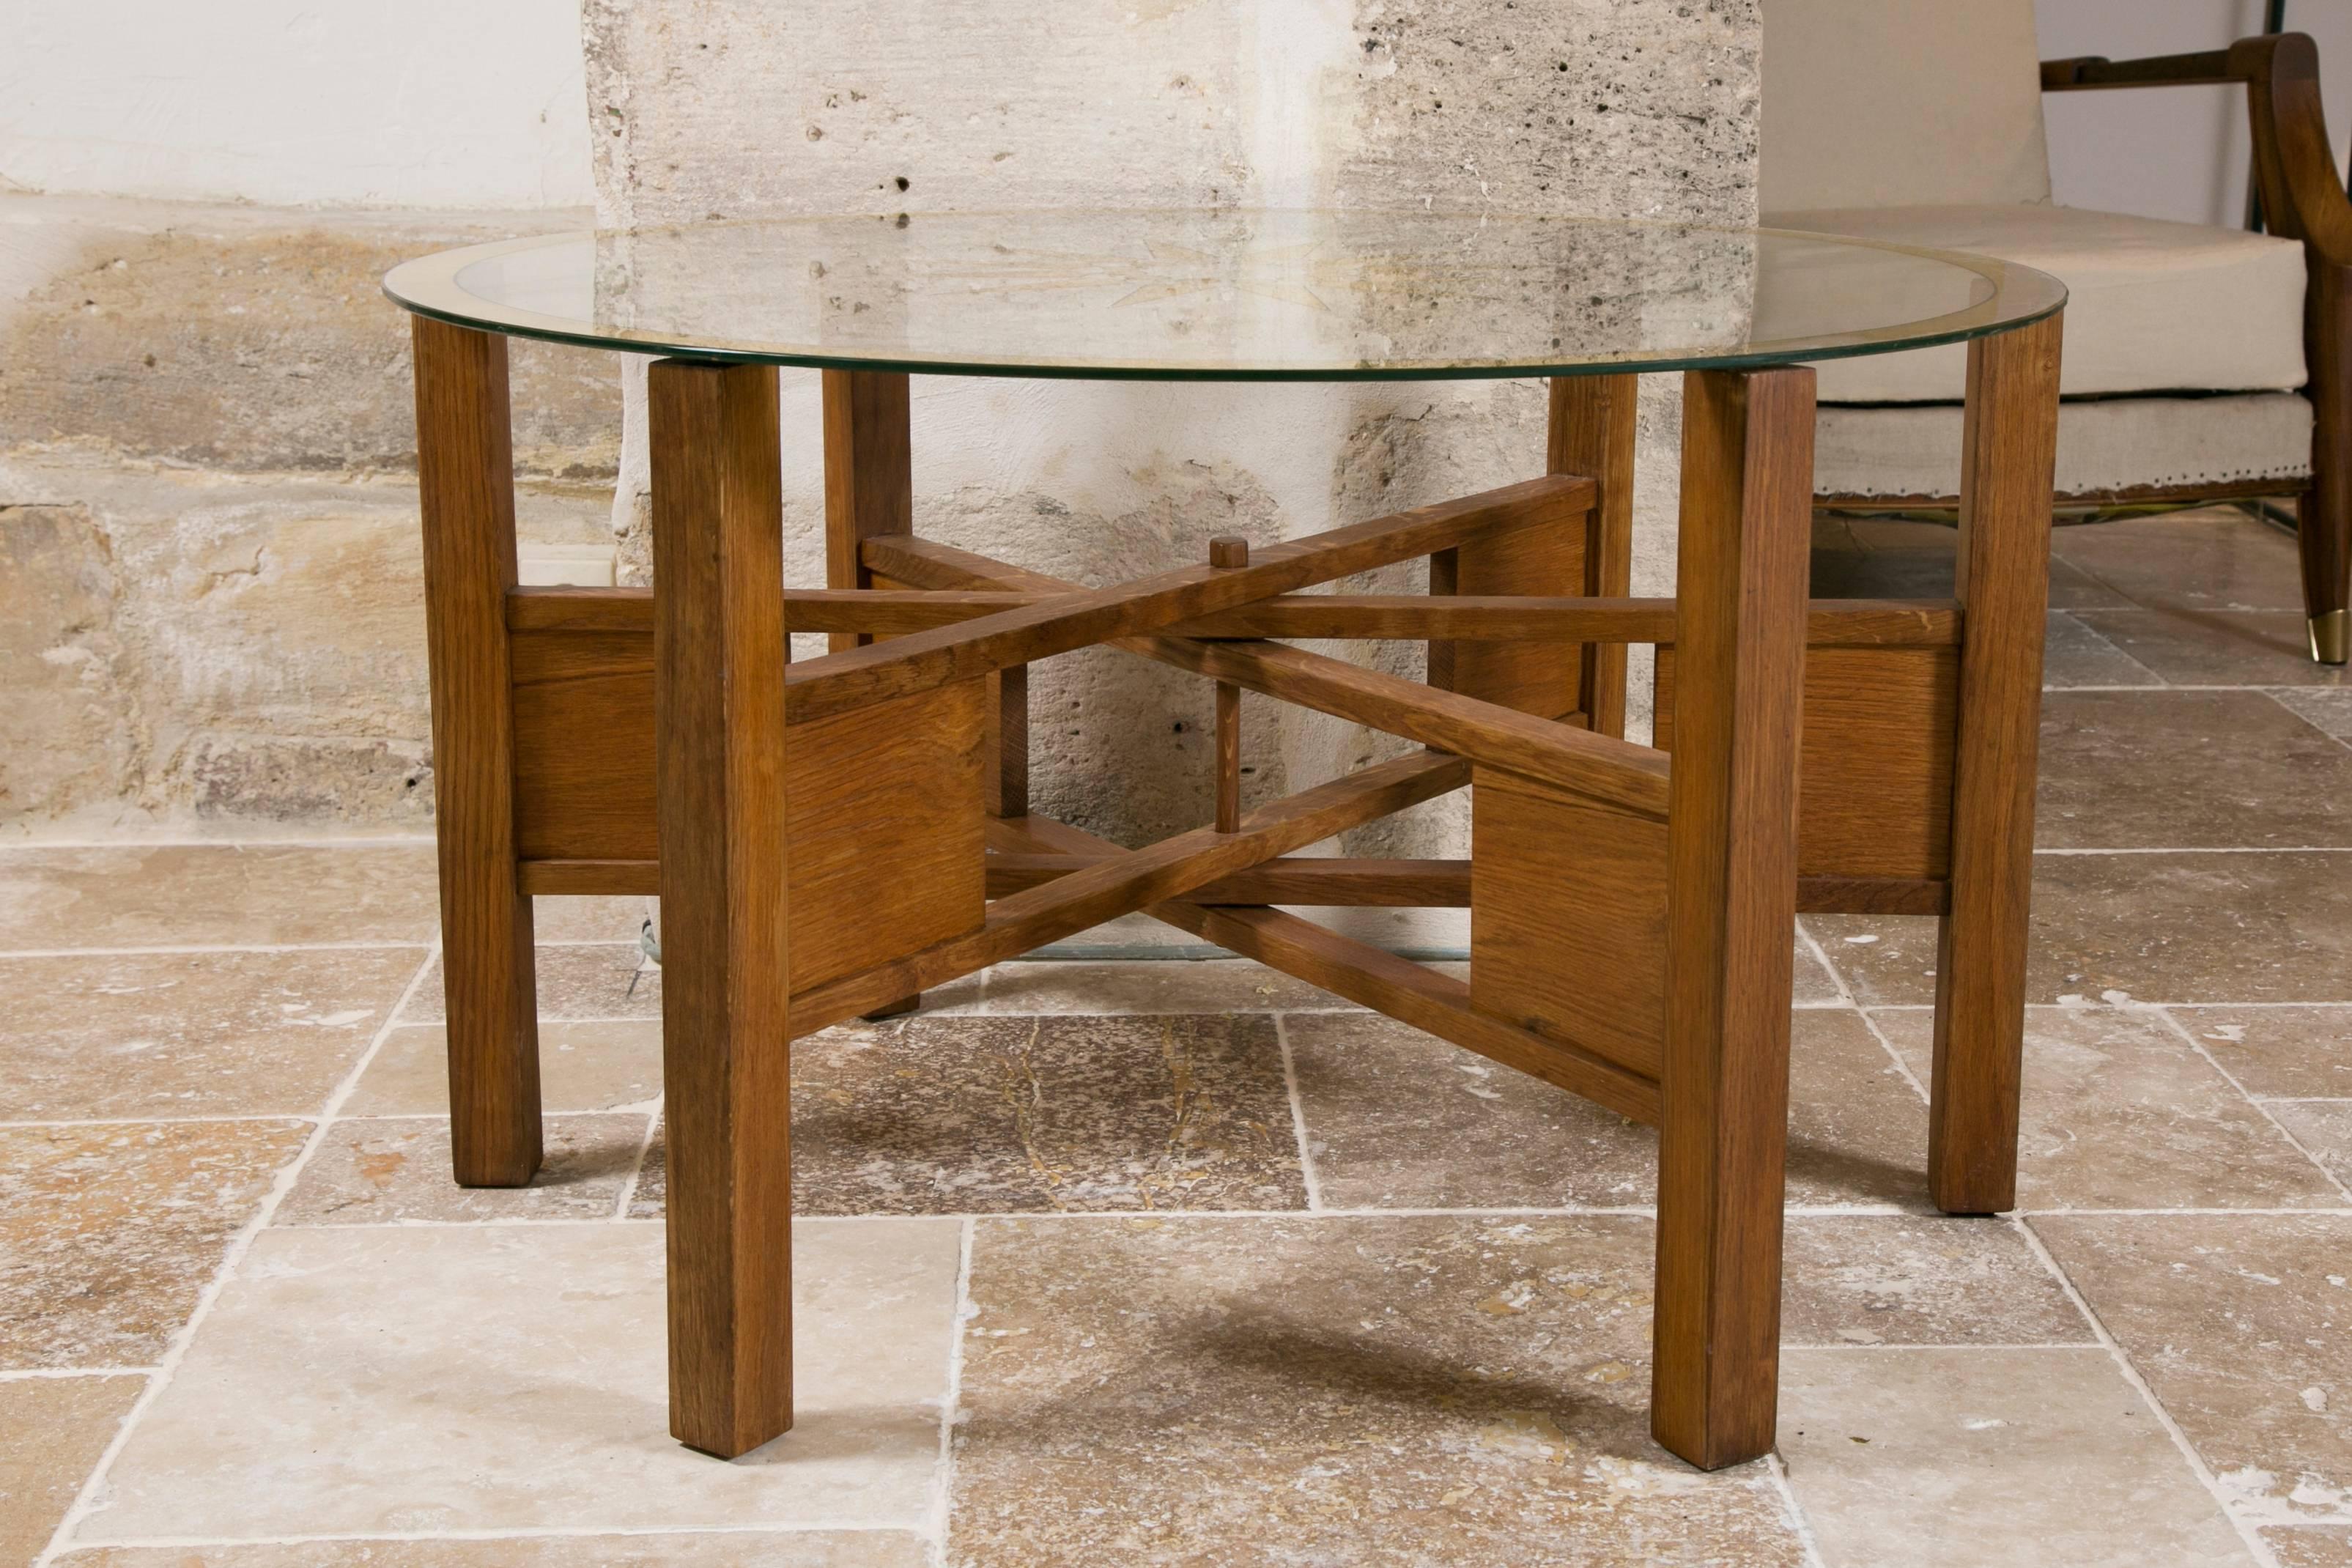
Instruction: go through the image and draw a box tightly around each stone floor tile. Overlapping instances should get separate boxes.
[2266,1526,2352,1567]
[636,1013,1304,1217]
[1,1121,308,1369]
[2043,610,2164,689]
[2176,1007,2352,1098]
[1816,854,2352,1007]
[1780,1216,2089,1347]
[0,947,423,1120]
[1289,1008,1928,1211]
[346,1021,665,1117]
[0,843,438,951]
[2026,852,2352,1005]
[277,1114,649,1225]
[975,957,1354,1015]
[1,1374,144,1564]
[1803,914,1940,1007]
[1811,539,1955,599]
[2032,1213,2352,1528]
[2269,1101,2352,1191]
[1778,1346,2253,1567]
[2071,608,2352,688]
[57,1536,931,1568]
[949,1213,1806,1567]
[2052,506,2307,612]
[406,944,657,1024]
[1874,1007,2344,1210]
[528,894,655,944]
[2275,689,2352,744]
[81,1219,956,1542]
[2036,689,2352,849]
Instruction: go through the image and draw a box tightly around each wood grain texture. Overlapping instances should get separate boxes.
[509,585,1960,648]
[648,357,793,1459]
[821,369,911,654]
[994,813,1660,1125]
[1931,314,2063,1216]
[411,316,541,1189]
[508,643,985,992]
[860,532,1669,818]
[788,750,1467,1037]
[1550,374,1640,735]
[983,854,1473,906]
[788,476,1592,722]
[1655,645,1960,881]
[1443,511,1584,716]
[1651,366,1814,1472]
[1471,767,1668,1078]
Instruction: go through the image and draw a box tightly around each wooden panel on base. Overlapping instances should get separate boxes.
[1469,767,1668,1079]
[509,634,988,992]
[1655,643,1959,881]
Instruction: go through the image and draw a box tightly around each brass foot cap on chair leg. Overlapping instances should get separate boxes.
[2312,609,2351,666]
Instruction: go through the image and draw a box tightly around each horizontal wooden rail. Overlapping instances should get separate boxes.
[782,475,1591,723]
[985,852,1948,916]
[509,585,1958,648]
[985,854,1473,906]
[785,750,1468,1036]
[865,533,1674,819]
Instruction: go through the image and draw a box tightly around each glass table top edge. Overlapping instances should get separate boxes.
[382,213,2068,384]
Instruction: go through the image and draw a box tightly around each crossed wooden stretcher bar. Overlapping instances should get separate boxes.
[409,310,2063,1472]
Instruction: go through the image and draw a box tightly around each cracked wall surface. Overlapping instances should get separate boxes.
[589,0,1762,924]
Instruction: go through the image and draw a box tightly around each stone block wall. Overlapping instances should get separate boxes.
[590,0,1763,936]
[3,4,1763,879]
[0,198,621,833]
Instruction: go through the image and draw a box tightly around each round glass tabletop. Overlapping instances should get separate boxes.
[383,209,2066,383]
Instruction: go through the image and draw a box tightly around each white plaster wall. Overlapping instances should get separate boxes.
[0,0,594,209]
[2036,0,2352,226]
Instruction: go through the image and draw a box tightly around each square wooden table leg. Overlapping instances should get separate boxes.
[412,315,541,1189]
[1930,312,2064,1216]
[1547,373,1640,738]
[1651,365,1815,1471]
[821,368,937,1020]
[649,356,795,1459]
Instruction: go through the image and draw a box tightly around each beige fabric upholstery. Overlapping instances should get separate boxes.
[1761,0,2051,211]
[1814,393,2312,503]
[1778,205,2309,402]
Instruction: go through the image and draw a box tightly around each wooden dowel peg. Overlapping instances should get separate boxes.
[1209,536,1248,832]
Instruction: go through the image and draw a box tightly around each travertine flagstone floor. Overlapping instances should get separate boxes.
[6,506,2352,1565]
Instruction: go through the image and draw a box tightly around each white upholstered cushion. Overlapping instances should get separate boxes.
[1761,0,2051,211]
[1773,204,2310,402]
[1814,393,2312,503]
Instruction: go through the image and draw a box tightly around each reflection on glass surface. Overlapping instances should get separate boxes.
[386,209,2063,380]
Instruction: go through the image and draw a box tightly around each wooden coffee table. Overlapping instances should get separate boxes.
[384,210,2065,1468]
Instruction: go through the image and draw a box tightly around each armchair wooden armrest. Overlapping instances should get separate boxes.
[2040,34,2352,266]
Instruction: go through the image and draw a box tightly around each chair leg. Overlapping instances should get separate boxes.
[1652,366,1813,1471]
[651,357,795,1459]
[2301,271,2352,664]
[412,316,541,1188]
[1930,314,2063,1216]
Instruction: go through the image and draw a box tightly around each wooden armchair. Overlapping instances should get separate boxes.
[1765,2,2352,665]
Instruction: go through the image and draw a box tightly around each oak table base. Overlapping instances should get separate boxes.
[410,312,2063,1467]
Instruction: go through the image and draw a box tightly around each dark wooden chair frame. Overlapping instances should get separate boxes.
[410,301,2062,1472]
[1818,32,2352,665]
